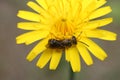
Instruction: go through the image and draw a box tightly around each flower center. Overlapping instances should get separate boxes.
[50,18,75,40]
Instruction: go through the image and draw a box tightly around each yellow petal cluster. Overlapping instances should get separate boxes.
[16,0,117,72]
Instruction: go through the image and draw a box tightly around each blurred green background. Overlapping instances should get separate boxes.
[0,0,120,80]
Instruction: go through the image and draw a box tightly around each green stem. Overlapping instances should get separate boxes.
[69,67,74,80]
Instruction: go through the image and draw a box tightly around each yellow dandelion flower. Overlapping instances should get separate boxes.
[16,0,117,72]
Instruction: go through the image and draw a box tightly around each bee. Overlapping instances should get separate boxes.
[61,36,77,47]
[47,39,64,49]
[47,36,77,49]
[47,31,89,49]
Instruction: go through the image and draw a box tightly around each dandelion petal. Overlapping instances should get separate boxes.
[17,22,49,30]
[85,18,113,29]
[36,49,52,68]
[77,43,93,66]
[27,1,42,13]
[26,38,48,61]
[86,29,117,41]
[81,38,107,61]
[17,10,41,22]
[65,49,70,62]
[36,0,48,10]
[90,6,112,20]
[68,46,81,72]
[96,0,107,9]
[16,30,49,45]
[49,49,62,70]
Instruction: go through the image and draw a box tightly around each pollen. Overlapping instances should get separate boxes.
[49,18,75,40]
